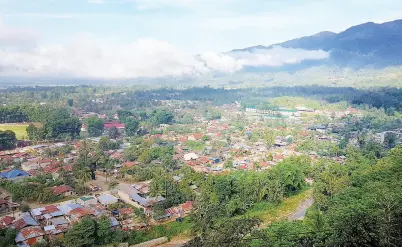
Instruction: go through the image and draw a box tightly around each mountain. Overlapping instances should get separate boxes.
[232,19,402,69]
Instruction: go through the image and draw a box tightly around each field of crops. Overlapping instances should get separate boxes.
[0,124,29,140]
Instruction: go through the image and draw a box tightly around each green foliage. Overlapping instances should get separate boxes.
[185,217,261,247]
[108,126,119,139]
[64,217,97,247]
[203,107,222,120]
[0,175,63,203]
[0,130,16,150]
[86,116,104,137]
[185,140,205,151]
[124,117,140,137]
[67,98,74,107]
[98,136,120,151]
[0,227,17,247]
[150,110,174,125]
[25,108,80,140]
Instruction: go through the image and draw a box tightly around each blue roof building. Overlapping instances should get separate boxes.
[0,169,29,180]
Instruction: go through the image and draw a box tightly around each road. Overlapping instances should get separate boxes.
[288,197,313,220]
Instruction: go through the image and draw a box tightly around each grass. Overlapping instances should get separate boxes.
[243,188,312,226]
[150,218,193,240]
[0,124,29,140]
[185,140,205,152]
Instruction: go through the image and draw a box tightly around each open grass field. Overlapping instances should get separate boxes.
[0,124,29,140]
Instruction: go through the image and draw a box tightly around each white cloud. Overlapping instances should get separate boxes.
[0,36,330,79]
[199,47,329,73]
[0,16,330,80]
[0,19,38,49]
[0,37,209,79]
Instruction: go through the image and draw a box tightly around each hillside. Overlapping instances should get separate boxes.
[232,20,402,69]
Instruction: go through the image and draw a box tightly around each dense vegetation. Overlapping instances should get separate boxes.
[181,146,402,247]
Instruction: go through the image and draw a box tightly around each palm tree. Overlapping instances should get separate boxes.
[77,168,91,194]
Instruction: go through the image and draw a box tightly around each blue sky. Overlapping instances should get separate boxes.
[0,0,401,80]
[2,0,401,52]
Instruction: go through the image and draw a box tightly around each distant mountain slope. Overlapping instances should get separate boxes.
[232,20,402,68]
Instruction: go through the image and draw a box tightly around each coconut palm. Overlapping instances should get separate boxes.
[77,168,92,194]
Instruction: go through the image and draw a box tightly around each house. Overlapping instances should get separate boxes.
[109,216,119,228]
[123,161,137,169]
[67,208,94,222]
[132,183,150,196]
[58,203,82,215]
[11,213,39,231]
[0,199,10,213]
[31,205,64,221]
[98,194,118,206]
[183,153,199,161]
[44,225,65,238]
[21,160,39,172]
[47,216,69,228]
[187,133,203,141]
[104,122,125,135]
[77,196,97,207]
[118,207,134,218]
[1,216,15,227]
[15,226,45,246]
[52,185,75,197]
[0,169,29,181]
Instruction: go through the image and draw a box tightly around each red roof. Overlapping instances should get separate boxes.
[123,162,137,168]
[52,185,73,195]
[68,208,93,218]
[190,133,203,140]
[20,226,45,240]
[104,122,125,129]
[119,207,134,215]
[238,165,247,170]
[110,152,123,159]
[181,201,193,211]
[1,216,14,226]
[199,157,210,164]
[44,205,60,213]
[0,199,8,205]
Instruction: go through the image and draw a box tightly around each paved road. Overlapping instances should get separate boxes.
[288,197,313,220]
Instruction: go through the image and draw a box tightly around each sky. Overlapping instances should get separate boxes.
[0,0,401,80]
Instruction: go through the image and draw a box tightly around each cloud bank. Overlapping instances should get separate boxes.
[0,19,329,80]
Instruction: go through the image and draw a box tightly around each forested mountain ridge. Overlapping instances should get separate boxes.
[232,19,402,69]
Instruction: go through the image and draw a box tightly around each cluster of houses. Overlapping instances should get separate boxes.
[0,186,193,247]
[0,192,130,246]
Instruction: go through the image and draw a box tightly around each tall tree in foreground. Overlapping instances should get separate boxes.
[64,217,96,247]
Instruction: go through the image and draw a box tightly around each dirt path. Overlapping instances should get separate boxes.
[287,197,313,220]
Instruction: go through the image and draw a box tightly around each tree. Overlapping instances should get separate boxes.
[97,217,112,245]
[125,118,140,137]
[86,116,104,137]
[0,228,17,247]
[384,132,397,149]
[77,168,92,194]
[64,217,97,247]
[150,110,174,125]
[108,126,119,139]
[186,217,261,247]
[0,130,16,150]
[67,99,74,107]
[20,202,30,212]
[138,150,152,164]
